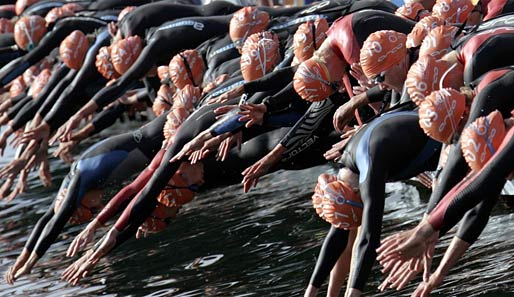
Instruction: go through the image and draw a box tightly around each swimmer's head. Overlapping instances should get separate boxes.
[59,30,89,70]
[95,45,120,80]
[395,2,431,21]
[118,6,136,22]
[55,188,104,225]
[419,25,460,59]
[312,169,362,230]
[110,35,143,75]
[0,18,14,34]
[360,30,409,92]
[461,110,506,171]
[418,88,468,144]
[168,49,205,89]
[139,203,179,234]
[163,106,190,142]
[15,0,38,15]
[292,18,329,64]
[293,57,338,102]
[230,7,270,50]
[240,31,280,82]
[432,0,477,24]
[9,76,26,98]
[14,15,47,51]
[172,84,200,111]
[406,16,444,49]
[28,68,51,98]
[405,56,464,105]
[152,84,176,116]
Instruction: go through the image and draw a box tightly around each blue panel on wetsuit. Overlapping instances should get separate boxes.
[76,150,129,199]
[355,111,418,184]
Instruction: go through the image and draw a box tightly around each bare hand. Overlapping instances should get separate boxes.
[4,250,29,285]
[56,115,82,143]
[349,63,375,89]
[21,123,50,146]
[53,141,77,163]
[65,228,118,285]
[0,158,28,179]
[411,271,444,297]
[241,149,281,192]
[323,126,360,160]
[67,220,100,257]
[217,131,242,162]
[237,103,267,128]
[5,170,27,202]
[333,102,357,133]
[377,223,438,271]
[213,104,237,119]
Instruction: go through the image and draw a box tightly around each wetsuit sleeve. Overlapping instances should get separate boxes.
[242,66,295,94]
[260,82,303,114]
[32,172,85,257]
[37,69,78,118]
[96,149,166,225]
[454,196,497,244]
[309,227,349,288]
[280,98,336,157]
[10,65,70,131]
[365,85,389,103]
[90,103,128,135]
[428,128,514,231]
[6,95,32,121]
[348,162,387,290]
[0,18,107,87]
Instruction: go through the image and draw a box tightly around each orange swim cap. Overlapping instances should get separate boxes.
[9,76,26,98]
[0,18,14,34]
[406,16,444,49]
[44,7,74,25]
[163,106,190,141]
[320,180,363,229]
[419,25,459,59]
[293,58,335,102]
[95,46,120,80]
[15,0,38,15]
[312,173,338,218]
[118,6,136,21]
[406,57,464,105]
[229,7,269,48]
[140,203,178,234]
[110,35,143,74]
[172,84,200,111]
[395,2,430,21]
[157,65,170,82]
[418,88,466,143]
[157,173,195,207]
[59,30,89,70]
[202,74,229,95]
[432,0,476,24]
[240,31,280,82]
[360,30,408,79]
[29,68,51,98]
[168,49,205,89]
[293,18,329,63]
[152,84,175,116]
[461,110,506,171]
[14,15,47,51]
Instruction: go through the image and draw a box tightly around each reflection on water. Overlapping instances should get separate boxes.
[1,127,514,296]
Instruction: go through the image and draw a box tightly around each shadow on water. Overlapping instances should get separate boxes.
[1,125,514,296]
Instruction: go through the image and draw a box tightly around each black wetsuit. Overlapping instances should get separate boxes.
[9,29,112,132]
[0,15,112,87]
[25,112,166,258]
[310,111,441,291]
[425,68,514,243]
